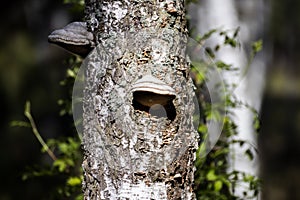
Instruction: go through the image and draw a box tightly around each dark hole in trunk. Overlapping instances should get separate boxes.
[132,91,176,121]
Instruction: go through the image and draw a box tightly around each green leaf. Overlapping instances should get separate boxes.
[10,120,30,128]
[196,142,207,166]
[253,115,261,133]
[53,158,75,172]
[66,69,76,78]
[63,0,84,5]
[206,108,221,122]
[198,124,208,133]
[224,35,237,47]
[214,44,220,51]
[206,170,217,181]
[75,194,84,200]
[67,176,82,186]
[214,180,223,192]
[216,61,232,70]
[245,149,254,160]
[197,29,218,42]
[205,47,215,59]
[252,39,263,54]
[58,142,69,154]
[233,27,240,38]
[53,159,67,172]
[22,174,29,181]
[57,99,64,105]
[46,139,57,148]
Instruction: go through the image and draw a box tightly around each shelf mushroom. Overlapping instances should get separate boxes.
[131,74,176,120]
[48,22,95,57]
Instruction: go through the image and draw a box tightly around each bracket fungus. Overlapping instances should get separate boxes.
[131,74,176,120]
[48,22,95,57]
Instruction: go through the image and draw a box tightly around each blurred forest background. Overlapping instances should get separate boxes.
[0,0,299,199]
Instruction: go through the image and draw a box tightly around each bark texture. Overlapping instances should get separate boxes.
[81,0,198,199]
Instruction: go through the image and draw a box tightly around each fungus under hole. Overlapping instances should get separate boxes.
[132,91,176,121]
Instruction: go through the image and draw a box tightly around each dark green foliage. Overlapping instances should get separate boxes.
[12,55,83,200]
[58,56,82,116]
[22,136,83,200]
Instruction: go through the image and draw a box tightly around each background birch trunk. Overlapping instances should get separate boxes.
[189,0,267,198]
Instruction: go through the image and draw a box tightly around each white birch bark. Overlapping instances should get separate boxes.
[80,0,199,199]
[188,0,267,198]
[50,1,200,199]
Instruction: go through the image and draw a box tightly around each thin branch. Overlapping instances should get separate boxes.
[24,101,57,161]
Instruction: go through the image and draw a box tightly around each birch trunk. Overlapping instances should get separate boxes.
[189,0,266,198]
[81,0,198,199]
